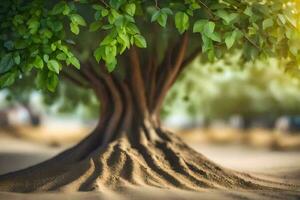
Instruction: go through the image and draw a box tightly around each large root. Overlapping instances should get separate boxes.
[0,129,293,193]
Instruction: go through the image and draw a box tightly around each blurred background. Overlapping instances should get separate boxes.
[1,54,300,179]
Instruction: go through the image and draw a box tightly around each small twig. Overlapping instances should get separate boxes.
[154,0,159,9]
[197,0,215,19]
[100,0,109,8]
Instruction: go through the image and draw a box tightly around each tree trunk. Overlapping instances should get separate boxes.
[0,44,285,192]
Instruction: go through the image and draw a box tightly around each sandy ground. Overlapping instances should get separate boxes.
[0,132,299,199]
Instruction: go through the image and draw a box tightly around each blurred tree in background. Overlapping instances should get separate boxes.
[164,56,300,122]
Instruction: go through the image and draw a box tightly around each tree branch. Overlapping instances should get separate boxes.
[152,32,189,113]
[61,71,89,88]
[128,47,149,114]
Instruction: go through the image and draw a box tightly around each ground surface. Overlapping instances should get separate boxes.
[0,132,299,199]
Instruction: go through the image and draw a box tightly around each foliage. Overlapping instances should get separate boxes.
[0,0,299,93]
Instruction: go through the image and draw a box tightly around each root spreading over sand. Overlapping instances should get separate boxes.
[0,129,294,193]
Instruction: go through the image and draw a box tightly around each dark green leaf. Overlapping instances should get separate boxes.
[0,54,14,74]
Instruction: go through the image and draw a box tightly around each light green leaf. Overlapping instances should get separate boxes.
[70,23,80,35]
[203,21,215,36]
[47,59,60,74]
[56,53,67,61]
[175,12,189,34]
[263,18,274,30]
[157,13,167,27]
[125,3,136,16]
[134,35,147,48]
[225,32,236,49]
[193,20,208,33]
[70,14,86,26]
[69,56,80,69]
[43,55,49,63]
[202,35,213,53]
[210,32,221,42]
[216,10,238,24]
[34,56,44,69]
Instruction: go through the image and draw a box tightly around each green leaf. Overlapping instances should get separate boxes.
[56,53,67,61]
[157,12,167,27]
[47,59,60,74]
[33,56,44,69]
[203,21,215,36]
[244,6,252,16]
[202,35,213,53]
[194,20,217,41]
[193,20,208,33]
[161,8,173,15]
[51,2,66,15]
[36,70,48,89]
[92,4,104,11]
[70,23,80,35]
[101,9,109,17]
[28,19,40,34]
[70,14,86,26]
[43,55,49,63]
[94,47,104,62]
[106,58,117,72]
[89,21,102,32]
[104,45,117,63]
[0,72,16,88]
[134,35,147,48]
[69,56,80,69]
[225,29,242,49]
[175,12,189,34]
[225,32,236,49]
[101,33,117,45]
[125,3,136,16]
[151,10,160,22]
[262,18,274,30]
[0,54,14,74]
[13,54,20,65]
[109,0,126,9]
[47,72,59,92]
[216,10,238,24]
[210,32,221,42]
[126,23,140,34]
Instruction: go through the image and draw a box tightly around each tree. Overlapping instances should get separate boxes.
[0,0,299,192]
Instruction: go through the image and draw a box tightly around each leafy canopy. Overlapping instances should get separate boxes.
[0,0,299,92]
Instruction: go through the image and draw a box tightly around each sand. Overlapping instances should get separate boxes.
[0,133,299,199]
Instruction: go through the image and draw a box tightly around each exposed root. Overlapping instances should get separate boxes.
[0,129,295,193]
